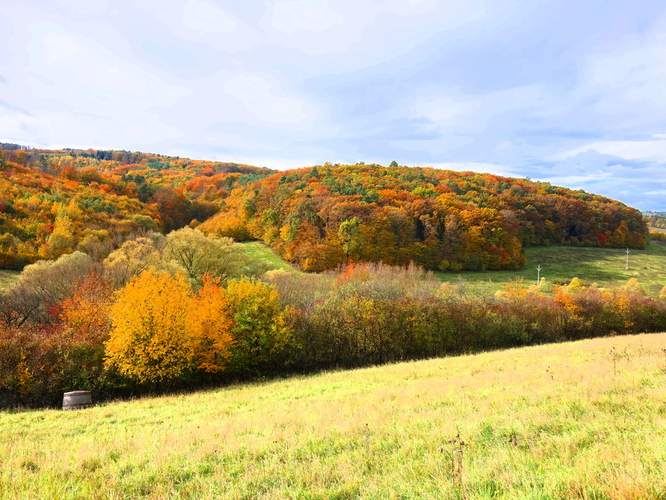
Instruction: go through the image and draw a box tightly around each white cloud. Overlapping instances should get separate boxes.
[554,140,666,162]
[182,0,238,34]
[409,84,551,136]
[222,74,310,124]
[270,0,343,34]
[42,33,80,63]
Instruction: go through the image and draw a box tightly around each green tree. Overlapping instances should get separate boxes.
[163,227,253,285]
[338,217,362,261]
[224,279,294,376]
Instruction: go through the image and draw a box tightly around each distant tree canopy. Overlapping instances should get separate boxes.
[0,145,648,273]
[644,211,666,229]
[200,164,647,272]
[0,144,274,269]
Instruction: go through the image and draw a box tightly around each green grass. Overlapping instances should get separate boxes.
[0,270,19,290]
[237,239,666,297]
[3,333,666,499]
[437,242,666,297]
[238,241,302,273]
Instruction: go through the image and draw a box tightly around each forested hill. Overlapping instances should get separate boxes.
[0,144,274,269]
[199,163,647,272]
[0,145,647,272]
[644,211,666,229]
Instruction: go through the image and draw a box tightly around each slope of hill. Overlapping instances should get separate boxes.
[0,144,648,272]
[0,145,274,268]
[200,163,647,271]
[2,333,665,499]
[437,241,666,297]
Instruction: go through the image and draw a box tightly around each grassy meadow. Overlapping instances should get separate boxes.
[237,241,302,273]
[3,333,666,499]
[437,242,666,297]
[0,270,19,290]
[241,239,666,298]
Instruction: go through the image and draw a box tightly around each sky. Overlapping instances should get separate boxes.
[2,1,666,211]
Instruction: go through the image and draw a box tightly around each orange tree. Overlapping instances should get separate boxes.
[188,276,234,373]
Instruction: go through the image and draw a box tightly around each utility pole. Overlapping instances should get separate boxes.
[536,264,541,286]
[625,248,630,270]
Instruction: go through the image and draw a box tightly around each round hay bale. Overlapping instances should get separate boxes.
[62,391,92,410]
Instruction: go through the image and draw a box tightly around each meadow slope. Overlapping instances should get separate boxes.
[2,334,666,499]
[437,241,666,297]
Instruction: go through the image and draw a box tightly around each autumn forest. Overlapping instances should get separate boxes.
[0,143,658,407]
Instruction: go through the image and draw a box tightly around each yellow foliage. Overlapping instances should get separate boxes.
[105,269,196,383]
[105,269,235,382]
[621,278,645,297]
[224,278,294,372]
[567,277,584,292]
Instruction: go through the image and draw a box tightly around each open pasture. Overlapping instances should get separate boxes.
[0,270,19,290]
[2,333,666,499]
[438,242,666,297]
[237,241,302,274]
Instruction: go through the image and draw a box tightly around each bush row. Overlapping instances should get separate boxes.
[2,262,666,408]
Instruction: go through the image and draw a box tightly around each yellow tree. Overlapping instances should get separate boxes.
[105,269,195,383]
[44,213,76,258]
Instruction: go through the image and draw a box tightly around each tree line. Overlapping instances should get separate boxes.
[0,145,649,276]
[1,231,665,408]
[200,163,647,272]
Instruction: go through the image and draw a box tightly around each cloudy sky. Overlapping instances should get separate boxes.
[2,1,666,210]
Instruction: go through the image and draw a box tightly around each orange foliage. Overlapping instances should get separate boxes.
[60,272,113,343]
[189,276,234,373]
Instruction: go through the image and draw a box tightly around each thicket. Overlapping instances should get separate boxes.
[2,250,666,408]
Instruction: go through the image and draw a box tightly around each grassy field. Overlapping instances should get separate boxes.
[3,333,666,499]
[238,241,302,273]
[238,240,666,297]
[0,270,19,290]
[437,242,666,297]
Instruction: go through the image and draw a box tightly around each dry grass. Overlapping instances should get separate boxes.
[3,334,666,499]
[0,270,19,290]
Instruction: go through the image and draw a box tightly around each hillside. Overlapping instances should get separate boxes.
[0,144,274,268]
[200,163,647,272]
[644,211,666,229]
[2,333,666,499]
[0,145,648,273]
